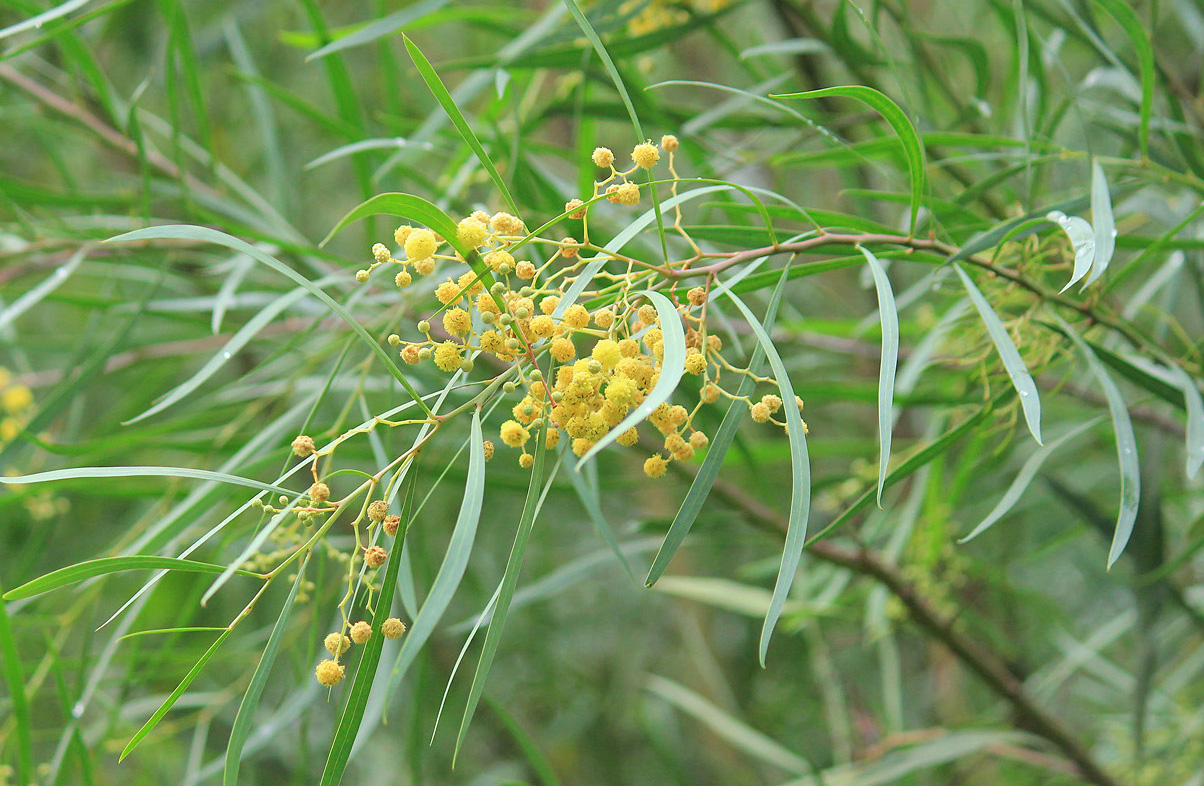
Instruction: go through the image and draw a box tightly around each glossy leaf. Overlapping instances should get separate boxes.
[860,247,899,506]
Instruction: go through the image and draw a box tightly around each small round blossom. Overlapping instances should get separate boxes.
[372,243,391,265]
[382,618,407,639]
[632,142,660,169]
[617,427,640,446]
[565,198,587,219]
[529,315,555,338]
[316,659,345,686]
[482,440,496,460]
[355,270,370,283]
[644,454,668,478]
[324,632,351,656]
[367,500,389,523]
[364,545,388,569]
[560,237,580,258]
[515,260,536,279]
[594,308,615,328]
[489,212,524,235]
[563,304,590,329]
[309,482,330,504]
[443,307,472,336]
[395,270,412,288]
[350,620,372,644]
[687,286,706,306]
[434,342,463,372]
[404,228,438,261]
[436,280,463,305]
[592,147,615,167]
[615,182,640,206]
[661,134,679,152]
[519,453,534,468]
[414,257,436,275]
[499,420,529,448]
[689,431,709,450]
[750,402,771,423]
[456,217,489,248]
[394,225,413,245]
[761,394,783,413]
[550,338,576,363]
[401,345,421,364]
[291,435,316,457]
[684,352,707,375]
[383,514,401,536]
[702,383,721,404]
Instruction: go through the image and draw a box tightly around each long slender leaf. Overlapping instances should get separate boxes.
[0,584,33,785]
[860,248,898,507]
[0,466,297,497]
[1094,0,1154,158]
[403,35,518,215]
[724,289,810,666]
[120,628,233,760]
[1086,161,1116,286]
[773,86,926,235]
[1171,365,1204,478]
[0,246,87,332]
[3,556,259,601]
[646,264,791,586]
[954,264,1042,443]
[307,0,450,60]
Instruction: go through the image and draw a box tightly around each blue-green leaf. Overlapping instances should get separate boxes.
[954,265,1042,443]
[1086,161,1116,286]
[1048,211,1096,292]
[3,556,259,601]
[860,247,898,506]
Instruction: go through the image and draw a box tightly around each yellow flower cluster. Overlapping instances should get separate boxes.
[315,617,407,686]
[356,134,803,479]
[0,368,33,445]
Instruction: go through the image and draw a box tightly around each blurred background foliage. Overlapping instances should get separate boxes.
[2,0,1204,784]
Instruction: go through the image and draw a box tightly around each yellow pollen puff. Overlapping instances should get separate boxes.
[592,339,621,370]
[480,330,505,354]
[309,482,330,504]
[672,444,695,462]
[316,659,345,687]
[707,334,723,352]
[489,212,525,235]
[519,453,534,468]
[364,545,388,569]
[456,217,489,248]
[605,375,638,406]
[618,339,640,358]
[592,147,615,167]
[563,304,590,329]
[395,270,412,288]
[539,296,560,315]
[632,142,660,169]
[761,394,783,413]
[617,427,640,446]
[324,632,351,656]
[405,228,438,261]
[515,261,536,279]
[443,307,471,336]
[689,431,709,450]
[436,280,463,305]
[638,304,658,324]
[434,341,463,372]
[606,184,622,204]
[485,249,514,272]
[372,243,391,265]
[477,293,501,315]
[458,271,484,296]
[291,434,316,457]
[350,621,372,644]
[560,238,580,258]
[665,433,687,453]
[684,352,707,375]
[669,405,688,426]
[529,315,555,338]
[414,257,436,276]
[687,286,706,306]
[661,134,680,152]
[750,402,771,423]
[383,515,401,536]
[483,440,495,461]
[471,210,490,224]
[702,383,721,403]
[565,198,587,219]
[594,308,615,328]
[545,428,560,449]
[394,225,413,245]
[644,454,668,478]
[615,182,640,206]
[571,438,594,457]
[367,500,389,522]
[500,420,529,448]
[382,618,407,639]
[551,338,576,363]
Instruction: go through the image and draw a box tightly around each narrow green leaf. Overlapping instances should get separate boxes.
[3,556,260,601]
[454,424,554,760]
[954,265,1042,443]
[105,225,433,418]
[1094,0,1154,158]
[646,264,791,586]
[959,418,1101,542]
[1171,366,1204,478]
[577,291,684,467]
[120,628,233,760]
[225,556,309,786]
[386,413,486,692]
[1049,210,1097,292]
[1086,160,1116,286]
[1059,321,1140,569]
[859,248,898,506]
[0,466,296,498]
[403,35,518,215]
[560,0,642,139]
[0,584,34,785]
[740,38,829,59]
[773,86,926,235]
[0,246,86,333]
[307,0,450,60]
[724,288,810,666]
[0,0,93,40]
[119,627,229,640]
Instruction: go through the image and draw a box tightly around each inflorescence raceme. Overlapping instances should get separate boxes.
[290,136,806,685]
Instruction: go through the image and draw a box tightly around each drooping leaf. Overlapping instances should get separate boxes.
[860,247,899,506]
[1085,161,1116,286]
[3,556,260,601]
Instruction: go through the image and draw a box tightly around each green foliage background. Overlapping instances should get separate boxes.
[2,0,1203,785]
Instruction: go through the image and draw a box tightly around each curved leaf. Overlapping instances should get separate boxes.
[1086,161,1116,286]
[3,556,259,601]
[1,465,296,497]
[860,247,899,506]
